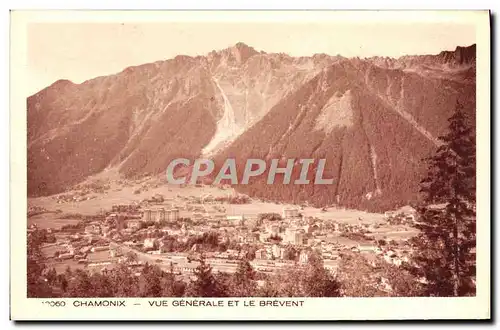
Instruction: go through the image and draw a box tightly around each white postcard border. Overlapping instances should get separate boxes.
[10,10,491,321]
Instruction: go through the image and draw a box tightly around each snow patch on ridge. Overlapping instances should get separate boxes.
[314,90,354,133]
[202,78,245,156]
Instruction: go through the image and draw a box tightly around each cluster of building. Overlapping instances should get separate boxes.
[142,208,180,222]
[384,205,418,224]
[51,230,111,264]
[40,191,419,281]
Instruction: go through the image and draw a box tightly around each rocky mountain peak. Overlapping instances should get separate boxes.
[28,44,476,212]
[215,42,259,65]
[449,44,476,65]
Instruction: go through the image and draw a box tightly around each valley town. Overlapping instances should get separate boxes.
[28,175,427,297]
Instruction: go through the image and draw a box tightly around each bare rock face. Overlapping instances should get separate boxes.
[27,43,476,211]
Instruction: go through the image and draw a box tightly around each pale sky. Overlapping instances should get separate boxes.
[27,21,476,96]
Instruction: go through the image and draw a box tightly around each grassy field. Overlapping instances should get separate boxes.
[28,177,234,215]
[87,250,112,261]
[28,175,416,245]
[28,213,80,229]
[29,176,388,226]
[370,228,419,241]
[41,244,67,258]
[44,259,83,273]
[227,201,387,224]
[42,249,117,273]
[324,235,367,247]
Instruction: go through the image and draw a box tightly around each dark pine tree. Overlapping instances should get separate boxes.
[408,101,476,297]
[27,229,51,297]
[302,251,342,297]
[139,263,164,297]
[185,255,225,297]
[230,259,257,297]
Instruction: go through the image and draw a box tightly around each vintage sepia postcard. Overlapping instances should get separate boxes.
[10,10,490,320]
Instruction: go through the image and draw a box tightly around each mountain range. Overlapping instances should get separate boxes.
[27,43,476,211]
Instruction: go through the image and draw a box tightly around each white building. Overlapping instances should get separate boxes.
[109,248,122,258]
[144,238,157,249]
[85,225,100,235]
[283,207,300,220]
[271,244,284,260]
[58,253,74,260]
[358,244,379,252]
[142,208,179,222]
[255,248,267,260]
[259,232,271,243]
[127,220,141,230]
[267,223,280,235]
[91,245,109,253]
[227,215,245,222]
[284,228,305,245]
[299,250,309,264]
